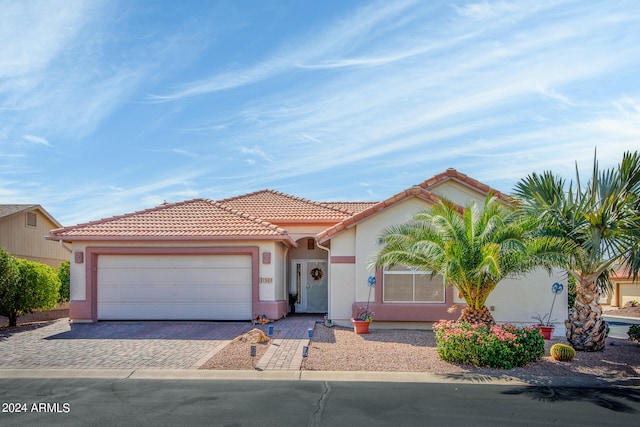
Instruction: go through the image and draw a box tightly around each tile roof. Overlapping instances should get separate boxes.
[317,186,441,243]
[419,168,512,202]
[48,199,296,245]
[321,202,378,214]
[219,190,357,224]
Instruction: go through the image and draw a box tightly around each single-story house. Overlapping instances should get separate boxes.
[47,169,567,333]
[0,204,70,268]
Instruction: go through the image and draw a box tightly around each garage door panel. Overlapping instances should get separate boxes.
[99,302,252,320]
[98,254,251,269]
[99,268,252,287]
[97,254,253,320]
[99,284,251,303]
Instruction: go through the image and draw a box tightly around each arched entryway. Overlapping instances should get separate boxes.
[288,237,328,314]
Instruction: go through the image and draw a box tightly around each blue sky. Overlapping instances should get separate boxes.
[1,0,639,226]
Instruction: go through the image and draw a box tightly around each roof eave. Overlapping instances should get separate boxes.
[46,234,298,248]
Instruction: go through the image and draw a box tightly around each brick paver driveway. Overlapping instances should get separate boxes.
[0,319,255,370]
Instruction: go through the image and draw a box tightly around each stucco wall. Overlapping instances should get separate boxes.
[66,240,287,321]
[428,181,487,206]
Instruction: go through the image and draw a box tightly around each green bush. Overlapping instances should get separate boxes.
[433,321,545,369]
[0,257,61,326]
[629,325,640,343]
[57,261,70,303]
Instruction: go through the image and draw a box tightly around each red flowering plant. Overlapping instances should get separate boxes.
[433,321,544,369]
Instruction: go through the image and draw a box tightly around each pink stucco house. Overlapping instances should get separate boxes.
[48,169,566,332]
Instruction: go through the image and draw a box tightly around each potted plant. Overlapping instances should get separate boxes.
[351,276,375,334]
[289,293,297,314]
[532,312,556,340]
[532,282,564,340]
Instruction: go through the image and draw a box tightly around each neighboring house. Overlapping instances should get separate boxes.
[604,269,640,308]
[0,204,69,268]
[48,169,566,333]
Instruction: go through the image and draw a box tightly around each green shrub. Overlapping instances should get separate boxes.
[550,343,576,361]
[0,258,60,326]
[433,321,544,369]
[57,261,70,303]
[628,325,640,343]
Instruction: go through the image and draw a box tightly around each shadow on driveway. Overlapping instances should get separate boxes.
[45,321,256,340]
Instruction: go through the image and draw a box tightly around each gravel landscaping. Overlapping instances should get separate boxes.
[4,307,639,378]
[302,324,640,379]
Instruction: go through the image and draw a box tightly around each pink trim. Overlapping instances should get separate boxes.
[331,256,355,264]
[253,300,287,320]
[68,300,92,321]
[80,246,260,322]
[352,269,459,322]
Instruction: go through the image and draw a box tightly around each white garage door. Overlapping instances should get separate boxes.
[97,254,252,320]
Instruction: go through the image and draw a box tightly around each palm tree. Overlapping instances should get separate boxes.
[372,194,568,325]
[513,151,640,351]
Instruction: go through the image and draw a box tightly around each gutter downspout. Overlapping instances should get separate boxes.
[315,238,331,322]
[283,245,289,303]
[59,240,72,253]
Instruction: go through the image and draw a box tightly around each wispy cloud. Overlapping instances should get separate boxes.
[22,134,50,146]
[148,0,419,101]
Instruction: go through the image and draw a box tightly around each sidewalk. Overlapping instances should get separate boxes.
[254,315,318,371]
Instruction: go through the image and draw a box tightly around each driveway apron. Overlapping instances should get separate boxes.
[0,316,320,370]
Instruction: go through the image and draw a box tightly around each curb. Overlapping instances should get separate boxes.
[0,368,634,388]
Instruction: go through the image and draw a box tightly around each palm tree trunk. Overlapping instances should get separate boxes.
[458,306,495,325]
[565,277,609,351]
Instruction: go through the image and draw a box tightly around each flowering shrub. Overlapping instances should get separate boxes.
[433,321,544,369]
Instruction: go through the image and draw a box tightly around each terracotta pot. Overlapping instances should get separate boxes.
[537,325,555,340]
[351,318,371,334]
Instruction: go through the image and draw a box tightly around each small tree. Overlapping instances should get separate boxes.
[0,248,19,321]
[0,258,61,326]
[57,261,70,303]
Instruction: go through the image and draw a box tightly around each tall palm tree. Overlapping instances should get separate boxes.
[372,194,569,325]
[513,151,640,351]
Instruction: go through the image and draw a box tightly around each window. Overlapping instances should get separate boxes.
[26,212,37,227]
[383,267,445,303]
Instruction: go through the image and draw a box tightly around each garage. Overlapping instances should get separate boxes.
[97,254,253,320]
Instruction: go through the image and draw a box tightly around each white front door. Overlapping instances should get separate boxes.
[291,259,328,313]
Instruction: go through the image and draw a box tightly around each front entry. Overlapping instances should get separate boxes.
[290,259,328,313]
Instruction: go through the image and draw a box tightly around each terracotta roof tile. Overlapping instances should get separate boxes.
[419,168,512,202]
[48,199,295,245]
[320,202,378,214]
[317,187,441,243]
[219,190,355,223]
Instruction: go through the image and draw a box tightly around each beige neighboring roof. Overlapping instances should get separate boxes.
[47,199,296,246]
[419,168,512,203]
[0,204,63,228]
[317,186,441,244]
[219,190,357,224]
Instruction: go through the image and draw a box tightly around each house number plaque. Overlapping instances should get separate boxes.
[259,277,273,284]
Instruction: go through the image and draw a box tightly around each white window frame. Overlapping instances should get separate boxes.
[383,267,445,303]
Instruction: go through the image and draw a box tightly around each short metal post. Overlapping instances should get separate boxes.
[250,345,256,368]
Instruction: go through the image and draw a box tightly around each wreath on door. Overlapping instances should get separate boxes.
[310,267,323,281]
